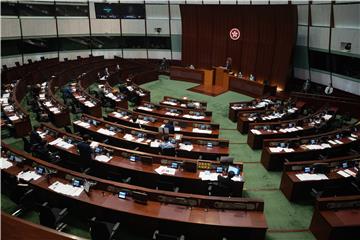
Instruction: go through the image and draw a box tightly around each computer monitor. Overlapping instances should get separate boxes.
[207,142,213,148]
[342,162,348,169]
[129,155,138,162]
[35,166,45,175]
[280,142,286,148]
[304,167,311,173]
[95,147,102,153]
[310,139,316,145]
[171,162,179,169]
[228,165,240,176]
[132,191,148,205]
[118,191,126,199]
[72,178,82,187]
[216,167,223,173]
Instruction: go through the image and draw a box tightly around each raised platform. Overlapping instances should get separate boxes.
[188,84,228,97]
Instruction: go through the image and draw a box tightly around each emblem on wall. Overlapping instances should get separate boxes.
[229,28,240,40]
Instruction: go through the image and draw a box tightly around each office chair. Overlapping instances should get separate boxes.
[64,126,73,134]
[22,137,32,153]
[39,202,68,231]
[10,187,35,217]
[153,230,185,240]
[156,180,179,192]
[160,147,176,157]
[89,217,121,240]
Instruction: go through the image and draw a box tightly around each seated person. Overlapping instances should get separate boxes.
[164,120,175,134]
[216,170,236,196]
[37,110,49,122]
[77,134,93,172]
[29,125,42,146]
[159,134,175,155]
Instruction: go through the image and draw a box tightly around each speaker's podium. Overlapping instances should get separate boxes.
[189,67,229,96]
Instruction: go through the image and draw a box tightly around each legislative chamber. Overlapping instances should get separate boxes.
[1,1,360,240]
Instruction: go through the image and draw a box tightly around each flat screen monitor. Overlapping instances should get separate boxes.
[129,155,138,162]
[95,3,120,19]
[35,166,45,175]
[171,162,179,169]
[342,162,348,169]
[227,165,240,176]
[304,167,311,173]
[207,142,213,148]
[72,178,82,187]
[216,167,223,173]
[95,147,101,153]
[118,191,126,199]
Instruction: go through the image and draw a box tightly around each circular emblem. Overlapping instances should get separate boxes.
[229,28,240,40]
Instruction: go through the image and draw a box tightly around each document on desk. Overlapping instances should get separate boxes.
[162,101,177,106]
[137,106,153,112]
[348,137,357,141]
[123,133,135,141]
[199,171,219,181]
[295,173,328,181]
[56,140,74,150]
[337,170,351,178]
[48,181,84,197]
[1,157,13,169]
[283,148,294,153]
[74,120,91,128]
[9,115,19,121]
[183,114,204,119]
[351,134,358,138]
[165,112,179,116]
[174,127,181,132]
[269,147,282,153]
[322,114,332,121]
[192,128,212,134]
[344,169,356,177]
[17,170,41,182]
[328,140,337,145]
[137,119,149,125]
[250,129,262,135]
[90,141,99,148]
[84,101,95,107]
[49,138,62,146]
[150,141,161,148]
[334,139,343,144]
[3,105,14,112]
[179,143,193,151]
[97,128,116,136]
[155,166,176,175]
[95,154,112,162]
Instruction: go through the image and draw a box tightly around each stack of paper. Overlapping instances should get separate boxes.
[150,141,161,148]
[250,129,262,135]
[269,147,282,153]
[183,114,204,119]
[1,157,13,169]
[137,119,149,125]
[162,101,177,106]
[154,166,176,175]
[17,170,41,181]
[295,173,328,181]
[322,114,332,120]
[179,143,193,151]
[137,106,153,112]
[193,128,212,134]
[337,170,352,178]
[74,121,91,128]
[97,128,116,136]
[84,101,95,107]
[123,133,135,141]
[348,137,357,141]
[165,112,179,116]
[199,171,219,181]
[48,181,84,197]
[94,154,112,162]
[174,127,181,132]
[49,107,61,114]
[334,139,343,144]
[9,115,19,121]
[3,105,14,112]
[90,141,99,148]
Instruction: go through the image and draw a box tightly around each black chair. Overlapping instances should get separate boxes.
[10,187,35,216]
[39,202,68,231]
[22,137,32,153]
[89,217,120,240]
[156,180,179,192]
[160,147,176,157]
[64,126,73,134]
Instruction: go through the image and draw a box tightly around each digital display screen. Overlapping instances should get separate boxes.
[119,4,145,19]
[228,165,240,175]
[171,162,178,169]
[118,191,126,199]
[95,3,120,19]
[72,179,81,187]
[36,166,45,175]
[342,162,348,169]
[207,142,213,148]
[304,167,311,173]
[129,156,137,162]
[95,147,101,153]
[216,167,223,173]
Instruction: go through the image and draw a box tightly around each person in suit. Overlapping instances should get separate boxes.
[33,139,52,162]
[159,134,175,150]
[30,125,42,146]
[164,121,175,134]
[215,170,236,196]
[77,134,92,172]
[225,57,232,71]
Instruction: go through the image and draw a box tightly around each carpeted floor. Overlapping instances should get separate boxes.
[1,75,316,240]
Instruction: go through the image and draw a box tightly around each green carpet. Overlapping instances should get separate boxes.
[1,75,315,240]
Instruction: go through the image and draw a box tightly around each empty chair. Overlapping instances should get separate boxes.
[22,137,32,153]
[156,180,179,192]
[39,202,68,231]
[9,185,35,216]
[89,217,120,240]
[160,147,176,157]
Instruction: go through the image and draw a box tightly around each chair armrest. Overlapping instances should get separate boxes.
[59,208,68,216]
[112,222,120,232]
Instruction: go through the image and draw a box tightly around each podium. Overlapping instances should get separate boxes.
[188,67,229,96]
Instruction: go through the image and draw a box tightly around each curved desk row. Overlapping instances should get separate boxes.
[1,143,267,240]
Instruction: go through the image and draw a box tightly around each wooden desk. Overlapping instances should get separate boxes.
[160,96,207,110]
[107,108,220,138]
[170,66,204,84]
[247,108,338,150]
[1,143,267,240]
[229,76,277,98]
[1,212,86,240]
[279,155,360,201]
[40,124,243,196]
[310,195,360,240]
[74,115,229,160]
[134,101,212,123]
[260,129,360,171]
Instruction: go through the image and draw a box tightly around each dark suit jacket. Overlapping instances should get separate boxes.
[30,131,42,145]
[77,141,92,166]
